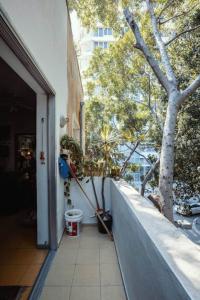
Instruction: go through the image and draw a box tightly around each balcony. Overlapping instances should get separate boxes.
[40,226,125,300]
[40,178,200,300]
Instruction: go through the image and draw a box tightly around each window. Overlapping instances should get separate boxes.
[104,28,112,35]
[99,28,103,37]
[94,27,103,37]
[134,173,140,182]
[94,27,112,37]
[99,42,103,48]
[108,28,112,35]
[94,41,109,49]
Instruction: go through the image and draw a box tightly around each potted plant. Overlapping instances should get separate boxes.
[86,125,117,233]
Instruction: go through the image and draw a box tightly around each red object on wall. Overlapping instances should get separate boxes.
[70,162,77,175]
[40,151,45,164]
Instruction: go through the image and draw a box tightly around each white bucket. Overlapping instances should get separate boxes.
[65,209,83,237]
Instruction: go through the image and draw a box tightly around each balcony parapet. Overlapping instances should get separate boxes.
[111,179,200,300]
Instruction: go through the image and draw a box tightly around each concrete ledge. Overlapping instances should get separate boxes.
[111,180,200,300]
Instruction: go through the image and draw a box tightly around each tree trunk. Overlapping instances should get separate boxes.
[141,158,160,196]
[159,94,179,222]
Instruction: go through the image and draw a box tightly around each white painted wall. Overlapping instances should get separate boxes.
[0,0,70,244]
[36,94,48,246]
[69,177,111,224]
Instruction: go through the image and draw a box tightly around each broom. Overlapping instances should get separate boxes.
[68,163,113,241]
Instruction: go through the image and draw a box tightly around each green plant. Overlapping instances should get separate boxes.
[60,134,83,175]
[60,135,84,208]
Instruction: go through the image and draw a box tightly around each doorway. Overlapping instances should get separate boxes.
[0,57,48,299]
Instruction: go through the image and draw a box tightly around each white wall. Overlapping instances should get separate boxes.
[69,177,111,224]
[0,0,69,244]
[36,94,49,246]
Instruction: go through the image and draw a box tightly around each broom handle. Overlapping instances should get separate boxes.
[68,165,113,241]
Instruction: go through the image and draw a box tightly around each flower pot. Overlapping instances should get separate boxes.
[97,212,112,234]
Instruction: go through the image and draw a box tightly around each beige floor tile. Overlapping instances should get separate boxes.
[70,286,101,300]
[20,264,42,286]
[60,235,80,249]
[100,264,122,286]
[79,236,100,249]
[101,286,126,300]
[73,264,100,286]
[80,226,99,237]
[45,264,75,286]
[53,248,78,265]
[0,265,27,285]
[77,248,100,264]
[99,240,115,250]
[40,286,70,300]
[100,247,117,264]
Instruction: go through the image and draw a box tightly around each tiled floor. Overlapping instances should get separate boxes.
[40,225,126,300]
[0,213,48,300]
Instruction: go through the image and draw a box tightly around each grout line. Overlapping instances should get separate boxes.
[69,237,80,300]
[99,241,102,300]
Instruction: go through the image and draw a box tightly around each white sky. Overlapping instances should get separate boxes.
[70,11,81,43]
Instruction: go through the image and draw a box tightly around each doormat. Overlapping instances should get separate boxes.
[0,286,24,300]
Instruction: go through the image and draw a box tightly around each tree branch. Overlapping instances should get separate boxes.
[124,8,170,93]
[134,150,152,166]
[165,24,200,46]
[146,0,177,87]
[120,140,140,176]
[157,0,175,19]
[159,4,198,26]
[141,158,160,196]
[178,75,200,105]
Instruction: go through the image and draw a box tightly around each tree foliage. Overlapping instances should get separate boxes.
[70,0,200,206]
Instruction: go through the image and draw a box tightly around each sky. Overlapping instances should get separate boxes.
[70,11,81,44]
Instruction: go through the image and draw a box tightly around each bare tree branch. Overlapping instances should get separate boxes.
[165,24,200,46]
[159,4,198,26]
[157,0,175,19]
[141,158,160,196]
[146,0,177,87]
[178,75,200,105]
[124,8,170,93]
[120,140,140,176]
[134,150,152,166]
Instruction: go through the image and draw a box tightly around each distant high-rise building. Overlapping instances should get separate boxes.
[71,13,115,91]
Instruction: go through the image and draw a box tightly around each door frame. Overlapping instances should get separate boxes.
[0,7,58,250]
